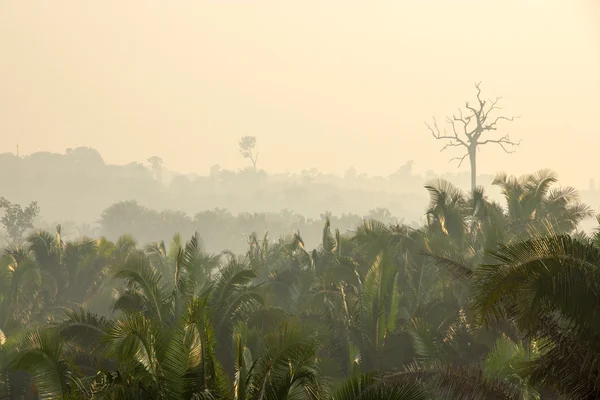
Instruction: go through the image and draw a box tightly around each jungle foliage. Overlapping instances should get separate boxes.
[1,170,598,399]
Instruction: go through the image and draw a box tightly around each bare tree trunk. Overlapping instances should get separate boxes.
[252,153,258,172]
[469,146,477,192]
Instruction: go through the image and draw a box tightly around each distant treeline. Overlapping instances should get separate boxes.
[3,147,600,246]
[1,147,484,230]
[96,201,403,254]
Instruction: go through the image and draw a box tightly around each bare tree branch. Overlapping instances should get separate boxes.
[449,153,469,167]
[451,113,476,139]
[425,118,467,147]
[478,134,522,153]
[465,101,479,121]
[482,97,502,120]
[475,81,486,111]
[440,141,465,152]
[482,115,515,130]
[446,116,462,138]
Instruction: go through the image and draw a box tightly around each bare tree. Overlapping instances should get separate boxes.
[239,136,259,172]
[426,82,521,191]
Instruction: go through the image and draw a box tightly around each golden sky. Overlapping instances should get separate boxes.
[1,1,599,186]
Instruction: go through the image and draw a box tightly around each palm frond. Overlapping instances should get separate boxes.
[387,361,526,400]
[331,372,429,400]
[11,328,72,400]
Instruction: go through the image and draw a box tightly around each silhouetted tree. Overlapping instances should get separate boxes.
[239,136,259,172]
[209,164,222,181]
[0,197,40,243]
[426,82,521,191]
[147,156,164,181]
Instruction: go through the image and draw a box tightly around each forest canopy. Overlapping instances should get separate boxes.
[2,1,599,397]
[1,169,599,399]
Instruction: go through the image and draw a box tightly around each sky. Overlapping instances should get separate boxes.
[1,0,599,187]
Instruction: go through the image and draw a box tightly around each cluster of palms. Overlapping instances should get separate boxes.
[1,170,599,399]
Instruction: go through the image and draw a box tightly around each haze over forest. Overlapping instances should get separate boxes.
[3,2,600,399]
[1,1,599,185]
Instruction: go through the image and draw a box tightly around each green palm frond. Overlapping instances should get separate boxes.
[182,232,221,288]
[111,253,171,322]
[420,250,473,279]
[186,296,231,397]
[322,218,336,253]
[521,326,600,399]
[483,336,540,400]
[472,233,600,397]
[424,180,468,242]
[104,314,159,378]
[232,323,254,400]
[248,321,326,400]
[11,328,73,400]
[387,361,526,400]
[473,234,600,337]
[405,318,447,363]
[157,316,189,400]
[331,372,429,400]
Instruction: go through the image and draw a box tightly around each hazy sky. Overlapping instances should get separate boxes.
[1,1,599,186]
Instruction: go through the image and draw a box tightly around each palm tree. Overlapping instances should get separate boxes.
[5,172,600,399]
[492,169,592,236]
[471,233,600,398]
[233,321,327,400]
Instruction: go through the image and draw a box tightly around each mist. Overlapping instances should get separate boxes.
[1,1,599,184]
[1,1,600,399]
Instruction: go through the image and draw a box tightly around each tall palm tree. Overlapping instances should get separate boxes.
[492,169,592,236]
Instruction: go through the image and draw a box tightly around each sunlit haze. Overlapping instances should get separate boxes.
[1,1,599,186]
[4,4,600,397]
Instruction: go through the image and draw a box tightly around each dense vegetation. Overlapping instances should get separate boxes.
[2,169,600,399]
[96,202,399,255]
